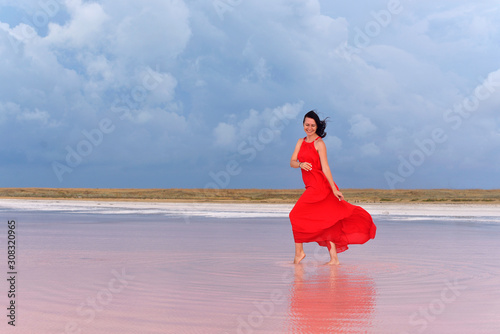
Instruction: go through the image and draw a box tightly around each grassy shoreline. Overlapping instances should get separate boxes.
[1,188,500,204]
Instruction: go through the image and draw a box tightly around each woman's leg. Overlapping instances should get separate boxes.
[327,241,340,265]
[294,243,306,264]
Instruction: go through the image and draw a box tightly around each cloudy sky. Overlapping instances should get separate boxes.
[0,0,499,190]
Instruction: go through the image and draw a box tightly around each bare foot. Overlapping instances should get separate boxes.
[325,258,340,265]
[326,241,339,265]
[293,252,306,264]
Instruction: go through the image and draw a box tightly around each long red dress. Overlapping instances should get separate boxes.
[289,137,376,253]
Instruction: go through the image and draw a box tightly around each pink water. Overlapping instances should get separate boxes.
[2,206,500,333]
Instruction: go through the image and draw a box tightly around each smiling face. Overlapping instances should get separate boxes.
[303,117,317,136]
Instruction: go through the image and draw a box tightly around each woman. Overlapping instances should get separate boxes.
[289,111,376,265]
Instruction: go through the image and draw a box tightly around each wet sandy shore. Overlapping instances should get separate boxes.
[1,200,499,333]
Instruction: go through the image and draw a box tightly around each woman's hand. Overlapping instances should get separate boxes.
[333,189,344,201]
[299,162,312,171]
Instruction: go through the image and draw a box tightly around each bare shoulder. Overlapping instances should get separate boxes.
[314,137,327,149]
[295,137,304,147]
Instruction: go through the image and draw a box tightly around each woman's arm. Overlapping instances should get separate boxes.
[290,138,311,170]
[315,139,344,200]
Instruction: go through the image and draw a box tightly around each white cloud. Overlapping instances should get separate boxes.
[214,122,236,147]
[324,135,342,151]
[212,102,303,151]
[108,0,191,64]
[133,67,178,107]
[349,114,377,138]
[16,108,48,122]
[360,142,380,157]
[44,0,108,48]
[242,57,271,83]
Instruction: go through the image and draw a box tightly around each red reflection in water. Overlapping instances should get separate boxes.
[288,265,376,333]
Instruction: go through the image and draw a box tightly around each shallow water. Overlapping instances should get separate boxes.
[1,203,500,334]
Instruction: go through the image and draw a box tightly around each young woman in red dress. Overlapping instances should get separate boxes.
[289,111,377,265]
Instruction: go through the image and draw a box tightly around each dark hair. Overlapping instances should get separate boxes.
[303,110,328,138]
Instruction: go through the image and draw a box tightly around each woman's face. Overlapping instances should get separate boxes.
[303,117,317,136]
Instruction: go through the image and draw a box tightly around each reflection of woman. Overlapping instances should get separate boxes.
[288,265,376,333]
[289,111,377,264]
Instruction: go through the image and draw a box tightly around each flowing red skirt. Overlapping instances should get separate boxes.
[290,188,376,253]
